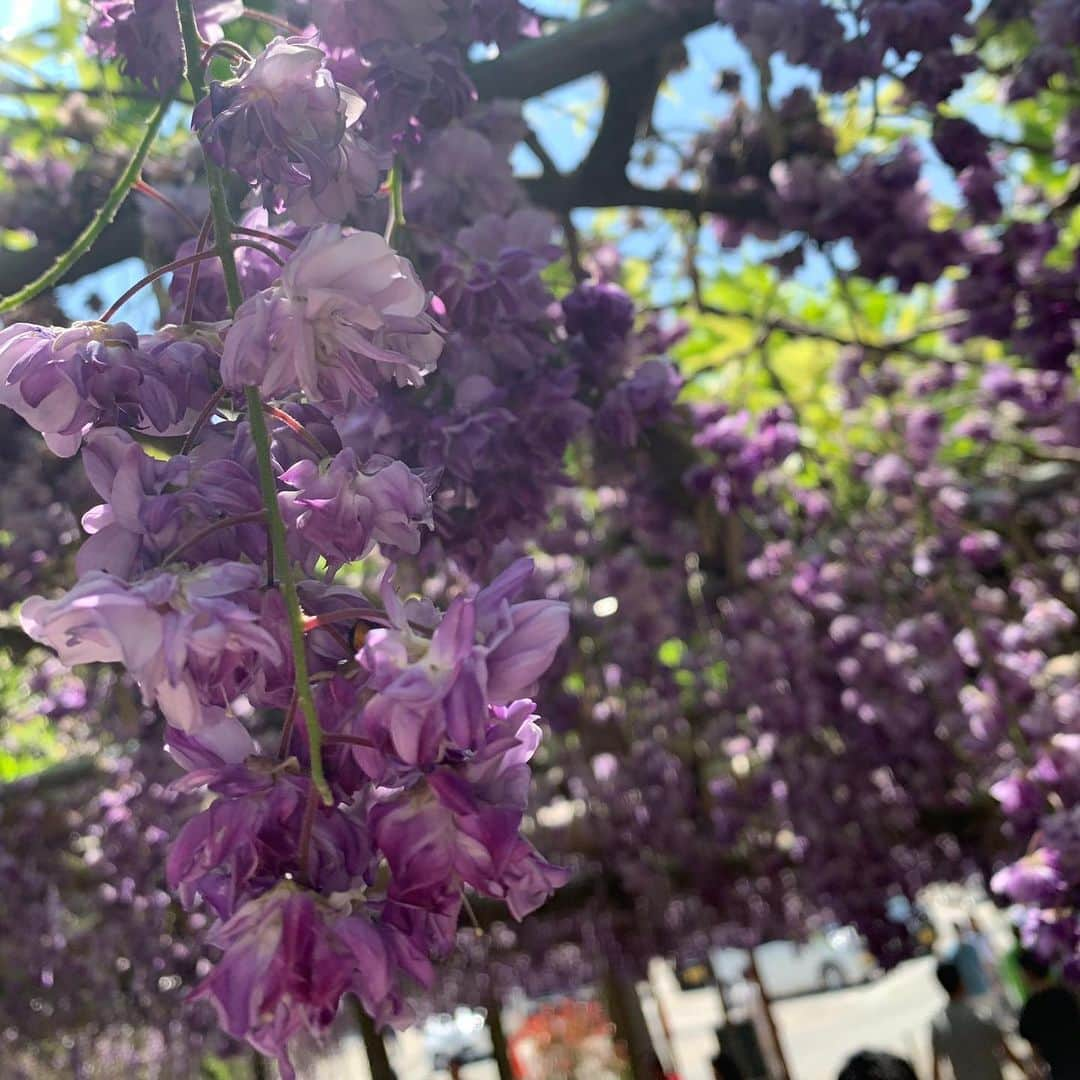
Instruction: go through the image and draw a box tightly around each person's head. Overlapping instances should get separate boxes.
[1017,948,1052,989]
[712,1051,744,1080]
[838,1050,918,1080]
[936,960,965,999]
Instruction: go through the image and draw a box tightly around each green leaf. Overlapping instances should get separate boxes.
[658,638,688,668]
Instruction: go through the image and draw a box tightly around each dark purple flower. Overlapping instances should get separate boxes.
[194,36,382,215]
[359,42,477,149]
[87,0,241,93]
[563,282,635,353]
[189,886,361,1078]
[435,210,559,336]
[168,766,373,917]
[596,360,682,447]
[279,449,433,572]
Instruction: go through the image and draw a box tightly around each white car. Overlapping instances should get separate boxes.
[422,1006,494,1070]
[710,926,878,999]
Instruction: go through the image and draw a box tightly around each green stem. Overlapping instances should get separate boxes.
[245,385,332,804]
[177,0,332,805]
[384,162,405,245]
[0,93,172,315]
[177,0,243,309]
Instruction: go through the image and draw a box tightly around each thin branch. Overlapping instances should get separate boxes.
[180,382,228,454]
[133,179,201,233]
[0,78,193,104]
[265,405,332,459]
[163,509,267,563]
[201,39,255,71]
[180,0,332,807]
[99,248,223,321]
[468,0,714,102]
[183,211,215,325]
[234,238,285,266]
[524,176,768,219]
[0,92,173,314]
[302,607,389,633]
[232,225,298,251]
[524,128,561,178]
[322,733,377,749]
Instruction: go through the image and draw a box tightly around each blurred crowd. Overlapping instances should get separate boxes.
[709,915,1080,1080]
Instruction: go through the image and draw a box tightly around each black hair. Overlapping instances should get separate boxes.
[1017,949,1051,980]
[936,961,963,996]
[712,1051,744,1080]
[838,1050,918,1080]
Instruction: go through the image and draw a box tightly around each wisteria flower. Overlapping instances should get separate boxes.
[20,562,280,730]
[0,322,216,456]
[87,0,242,93]
[195,36,383,214]
[189,886,358,1078]
[222,226,443,408]
[279,449,432,572]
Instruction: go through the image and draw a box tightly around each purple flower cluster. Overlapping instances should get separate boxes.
[223,225,442,409]
[716,0,974,100]
[948,223,1080,371]
[687,404,800,512]
[194,36,385,220]
[0,321,216,457]
[167,209,305,324]
[9,0,587,1066]
[87,0,241,93]
[15,0,1080,1060]
[147,558,567,1070]
[772,142,965,290]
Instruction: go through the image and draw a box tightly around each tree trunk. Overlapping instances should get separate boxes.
[604,965,663,1080]
[486,992,514,1080]
[355,1001,398,1080]
[746,951,791,1080]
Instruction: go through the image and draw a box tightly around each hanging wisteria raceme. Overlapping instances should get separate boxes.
[0,0,590,1072]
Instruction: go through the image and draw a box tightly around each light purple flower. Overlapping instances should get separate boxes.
[164,709,260,772]
[75,427,188,578]
[222,226,442,408]
[194,37,383,215]
[0,322,216,456]
[476,558,570,703]
[20,562,279,730]
[991,849,1065,906]
[285,130,388,224]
